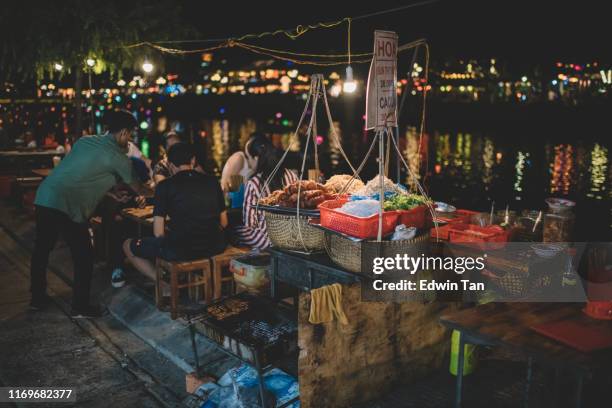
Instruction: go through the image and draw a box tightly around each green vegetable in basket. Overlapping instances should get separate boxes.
[383,193,429,211]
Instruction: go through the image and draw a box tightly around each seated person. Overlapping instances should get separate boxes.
[152,131,181,184]
[43,132,59,149]
[123,142,228,281]
[24,131,37,148]
[234,143,297,250]
[220,132,269,192]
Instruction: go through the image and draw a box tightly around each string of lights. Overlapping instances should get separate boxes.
[130,38,427,67]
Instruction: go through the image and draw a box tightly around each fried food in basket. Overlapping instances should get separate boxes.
[259,180,336,209]
[324,174,365,194]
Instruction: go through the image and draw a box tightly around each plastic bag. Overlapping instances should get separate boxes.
[391,224,417,241]
[337,199,381,217]
[203,364,299,408]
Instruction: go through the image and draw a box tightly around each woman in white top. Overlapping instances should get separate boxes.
[235,145,297,249]
[220,132,269,192]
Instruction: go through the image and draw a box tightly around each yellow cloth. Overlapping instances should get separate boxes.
[308,283,349,325]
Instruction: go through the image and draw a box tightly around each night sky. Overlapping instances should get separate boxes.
[181,0,608,65]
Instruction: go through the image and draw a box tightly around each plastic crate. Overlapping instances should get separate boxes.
[397,205,427,228]
[318,199,399,239]
[448,224,509,249]
[430,209,478,240]
[430,209,477,224]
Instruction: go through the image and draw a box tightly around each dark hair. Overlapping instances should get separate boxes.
[193,142,207,169]
[246,132,270,158]
[165,131,180,142]
[167,142,194,167]
[105,110,138,133]
[255,145,286,191]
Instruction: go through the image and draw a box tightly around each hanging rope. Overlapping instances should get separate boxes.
[415,42,430,182]
[124,1,438,47]
[125,38,427,66]
[388,126,439,240]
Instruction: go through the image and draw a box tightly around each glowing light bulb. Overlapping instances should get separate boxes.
[142,61,154,73]
[343,65,357,94]
[54,63,63,71]
[86,58,95,67]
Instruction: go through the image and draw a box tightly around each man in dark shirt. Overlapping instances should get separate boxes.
[123,142,228,281]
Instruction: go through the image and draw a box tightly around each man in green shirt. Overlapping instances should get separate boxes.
[31,110,145,318]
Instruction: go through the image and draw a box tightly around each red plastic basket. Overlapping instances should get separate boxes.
[584,301,612,320]
[397,205,427,228]
[429,209,477,240]
[318,199,399,239]
[448,224,509,249]
[435,209,479,224]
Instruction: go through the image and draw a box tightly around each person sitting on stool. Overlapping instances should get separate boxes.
[123,142,228,282]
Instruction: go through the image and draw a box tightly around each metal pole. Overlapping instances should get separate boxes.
[394,127,401,184]
[254,351,267,408]
[455,331,465,408]
[377,129,384,242]
[574,372,583,408]
[524,356,533,408]
[188,317,200,375]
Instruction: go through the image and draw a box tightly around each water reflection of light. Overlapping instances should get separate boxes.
[329,121,342,168]
[404,126,420,188]
[514,151,528,200]
[453,133,463,167]
[211,120,225,170]
[463,133,472,177]
[587,143,609,200]
[433,132,449,172]
[239,119,257,148]
[550,144,574,195]
[482,137,494,186]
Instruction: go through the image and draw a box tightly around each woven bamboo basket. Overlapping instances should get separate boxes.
[324,231,431,273]
[264,212,325,252]
[485,269,553,297]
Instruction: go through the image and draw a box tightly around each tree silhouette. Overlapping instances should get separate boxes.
[0,0,192,137]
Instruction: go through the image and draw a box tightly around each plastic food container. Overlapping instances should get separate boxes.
[318,199,399,239]
[430,209,478,240]
[543,198,575,243]
[448,224,509,249]
[230,254,270,294]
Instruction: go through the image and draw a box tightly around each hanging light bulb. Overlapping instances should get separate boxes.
[54,63,63,71]
[142,61,154,74]
[343,65,357,93]
[86,58,95,67]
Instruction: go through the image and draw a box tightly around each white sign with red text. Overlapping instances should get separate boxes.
[365,30,398,130]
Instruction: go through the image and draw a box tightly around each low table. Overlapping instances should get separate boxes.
[120,206,154,237]
[31,168,52,178]
[440,303,612,408]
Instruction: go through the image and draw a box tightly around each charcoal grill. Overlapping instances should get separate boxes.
[191,292,298,408]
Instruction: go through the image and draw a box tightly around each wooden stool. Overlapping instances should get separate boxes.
[155,258,213,320]
[211,246,248,300]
